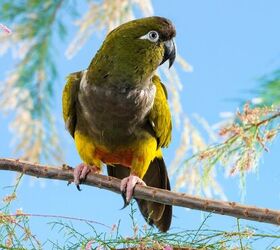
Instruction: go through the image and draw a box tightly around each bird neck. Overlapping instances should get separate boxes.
[87,44,157,88]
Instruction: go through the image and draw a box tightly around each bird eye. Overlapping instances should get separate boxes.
[147,31,159,42]
[139,30,159,42]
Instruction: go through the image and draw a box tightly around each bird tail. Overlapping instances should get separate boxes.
[107,157,172,232]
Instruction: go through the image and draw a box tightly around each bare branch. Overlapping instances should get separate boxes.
[0,158,280,226]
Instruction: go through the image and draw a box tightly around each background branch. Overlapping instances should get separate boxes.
[1,158,279,227]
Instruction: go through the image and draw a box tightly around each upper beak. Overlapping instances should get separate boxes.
[160,39,176,68]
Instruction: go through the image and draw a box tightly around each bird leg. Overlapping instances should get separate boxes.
[120,174,146,207]
[73,163,100,191]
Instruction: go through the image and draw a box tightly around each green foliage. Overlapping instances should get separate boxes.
[47,206,280,249]
[258,70,280,105]
[0,175,42,249]
[1,180,280,249]
[0,0,67,162]
[172,103,280,199]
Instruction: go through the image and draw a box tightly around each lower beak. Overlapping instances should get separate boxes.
[160,39,176,68]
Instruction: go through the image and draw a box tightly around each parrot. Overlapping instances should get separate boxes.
[62,16,176,232]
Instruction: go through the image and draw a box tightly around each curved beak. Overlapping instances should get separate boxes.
[160,39,176,68]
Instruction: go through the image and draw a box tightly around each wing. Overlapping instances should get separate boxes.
[62,71,82,138]
[148,75,172,148]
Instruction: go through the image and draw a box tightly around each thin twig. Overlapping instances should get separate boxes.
[0,213,111,229]
[0,158,280,226]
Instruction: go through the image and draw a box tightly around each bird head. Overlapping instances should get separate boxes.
[89,16,176,85]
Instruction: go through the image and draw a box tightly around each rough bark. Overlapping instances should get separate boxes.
[0,158,280,226]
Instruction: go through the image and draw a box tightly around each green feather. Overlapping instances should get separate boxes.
[87,17,174,87]
[62,71,81,137]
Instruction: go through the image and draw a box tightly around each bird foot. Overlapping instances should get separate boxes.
[120,175,146,207]
[73,163,100,191]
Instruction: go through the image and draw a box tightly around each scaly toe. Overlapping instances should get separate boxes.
[73,163,100,191]
[120,175,146,207]
[80,165,91,180]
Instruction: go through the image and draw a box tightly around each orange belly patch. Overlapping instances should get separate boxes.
[94,148,134,168]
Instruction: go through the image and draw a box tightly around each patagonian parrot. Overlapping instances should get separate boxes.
[62,16,176,232]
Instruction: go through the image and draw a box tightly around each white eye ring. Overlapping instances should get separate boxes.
[139,30,159,43]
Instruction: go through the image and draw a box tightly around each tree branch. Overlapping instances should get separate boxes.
[1,158,279,226]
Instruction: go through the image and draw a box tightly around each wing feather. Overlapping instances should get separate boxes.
[148,75,172,148]
[62,71,82,137]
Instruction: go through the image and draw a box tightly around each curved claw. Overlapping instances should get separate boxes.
[120,175,146,208]
[121,192,129,209]
[76,184,82,191]
[73,163,100,191]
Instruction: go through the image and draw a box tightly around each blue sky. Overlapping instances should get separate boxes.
[1,0,280,248]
